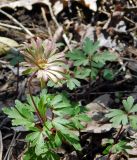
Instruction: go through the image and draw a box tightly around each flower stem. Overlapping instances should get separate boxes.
[28,71,45,125]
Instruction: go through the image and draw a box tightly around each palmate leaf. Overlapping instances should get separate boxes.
[129,115,137,129]
[122,96,134,112]
[3,102,35,128]
[106,96,137,129]
[112,140,132,153]
[66,77,80,90]
[75,68,91,79]
[110,114,128,127]
[130,104,137,113]
[105,109,128,127]
[66,49,88,66]
[83,37,99,55]
[93,51,117,64]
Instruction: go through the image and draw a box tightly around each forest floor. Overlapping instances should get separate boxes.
[0,0,137,160]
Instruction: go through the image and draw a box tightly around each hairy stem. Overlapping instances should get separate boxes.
[28,71,45,125]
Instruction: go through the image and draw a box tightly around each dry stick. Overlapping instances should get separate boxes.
[0,22,22,30]
[3,132,16,160]
[41,7,52,39]
[0,9,34,37]
[7,133,21,160]
[99,9,136,25]
[47,3,72,51]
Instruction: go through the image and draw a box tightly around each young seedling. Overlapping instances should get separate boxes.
[66,38,117,88]
[105,96,137,159]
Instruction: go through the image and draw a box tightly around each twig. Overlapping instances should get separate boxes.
[99,9,136,25]
[3,132,16,160]
[41,7,52,38]
[124,16,136,25]
[0,9,34,37]
[122,57,137,62]
[47,3,72,51]
[0,22,22,30]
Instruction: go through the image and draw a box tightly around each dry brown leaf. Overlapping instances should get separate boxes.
[0,0,50,10]
[0,0,98,14]
[0,37,18,56]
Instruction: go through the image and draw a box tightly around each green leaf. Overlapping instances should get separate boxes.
[53,101,71,109]
[112,140,132,153]
[26,131,41,143]
[130,104,137,113]
[106,109,128,127]
[75,68,91,79]
[103,144,113,155]
[5,48,24,66]
[129,115,137,129]
[35,132,45,155]
[83,38,99,55]
[53,107,74,116]
[55,132,62,147]
[63,134,81,151]
[122,96,134,112]
[38,96,46,117]
[93,51,117,64]
[90,67,99,79]
[51,95,62,106]
[71,118,84,129]
[3,104,34,129]
[103,69,114,80]
[67,78,80,90]
[53,117,70,125]
[105,109,125,118]
[66,49,88,66]
[46,151,60,160]
[22,68,35,75]
[77,114,91,122]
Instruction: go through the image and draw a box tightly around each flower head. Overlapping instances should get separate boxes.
[22,37,65,83]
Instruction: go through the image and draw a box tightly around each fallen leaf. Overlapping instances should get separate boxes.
[84,0,97,11]
[0,37,19,56]
[82,94,113,133]
[0,0,50,10]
